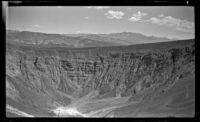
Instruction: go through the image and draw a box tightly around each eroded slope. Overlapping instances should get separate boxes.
[6,39,195,117]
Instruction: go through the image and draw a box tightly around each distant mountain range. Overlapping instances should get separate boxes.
[6,30,176,48]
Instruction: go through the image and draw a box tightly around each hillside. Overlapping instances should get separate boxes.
[72,32,172,44]
[6,30,173,48]
[6,38,195,117]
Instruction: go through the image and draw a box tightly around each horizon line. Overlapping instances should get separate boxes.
[6,29,186,40]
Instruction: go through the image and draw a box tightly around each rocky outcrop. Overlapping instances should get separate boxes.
[6,39,195,114]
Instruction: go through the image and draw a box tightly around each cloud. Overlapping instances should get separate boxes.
[128,12,194,33]
[148,17,160,24]
[146,16,194,32]
[176,27,193,32]
[31,24,42,28]
[104,10,125,19]
[129,11,147,22]
[85,6,110,10]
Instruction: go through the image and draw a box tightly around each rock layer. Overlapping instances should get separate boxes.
[6,39,195,117]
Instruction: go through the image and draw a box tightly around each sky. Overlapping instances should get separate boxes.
[6,6,194,39]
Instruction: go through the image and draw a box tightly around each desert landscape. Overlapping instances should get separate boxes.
[5,6,195,117]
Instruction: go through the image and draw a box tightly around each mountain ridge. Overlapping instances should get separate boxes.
[6,30,181,48]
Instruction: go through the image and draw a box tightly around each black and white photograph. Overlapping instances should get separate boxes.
[5,2,195,118]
